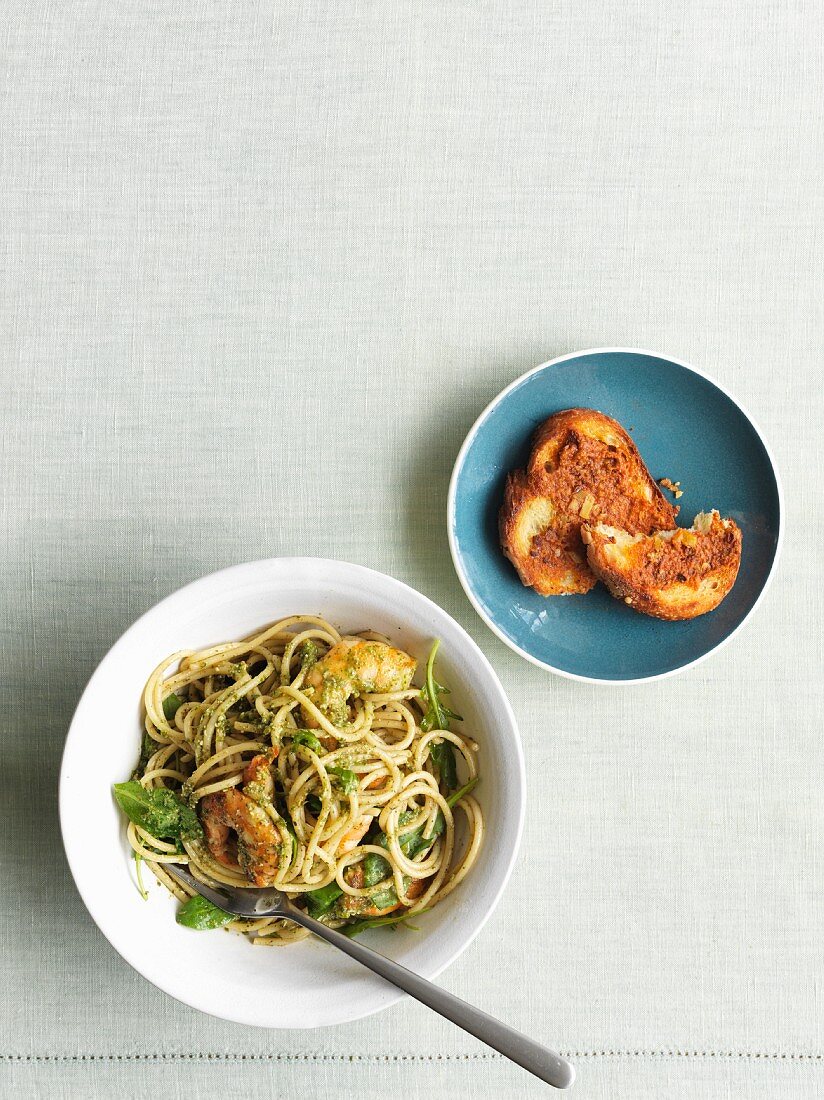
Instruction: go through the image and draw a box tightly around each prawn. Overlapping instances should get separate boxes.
[303,638,417,727]
[336,815,372,854]
[341,866,427,917]
[242,750,277,801]
[200,752,280,886]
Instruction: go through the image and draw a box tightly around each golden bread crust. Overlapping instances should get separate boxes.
[499,470,595,595]
[499,408,678,596]
[582,511,742,620]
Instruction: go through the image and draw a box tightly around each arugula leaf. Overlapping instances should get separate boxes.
[113,781,204,842]
[176,800,204,841]
[342,908,430,937]
[304,880,343,919]
[327,765,358,794]
[114,782,182,835]
[420,640,462,733]
[288,729,323,754]
[132,731,159,779]
[176,894,235,930]
[162,693,184,721]
[331,876,403,920]
[429,740,458,791]
[362,882,399,911]
[446,777,478,806]
[360,850,392,886]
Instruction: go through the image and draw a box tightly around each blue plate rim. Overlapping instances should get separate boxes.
[447,346,785,686]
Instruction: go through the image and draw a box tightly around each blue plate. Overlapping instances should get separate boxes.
[448,348,783,683]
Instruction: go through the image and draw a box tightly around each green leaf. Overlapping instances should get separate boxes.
[304,880,343,918]
[113,781,203,842]
[342,908,430,937]
[429,739,458,791]
[139,730,158,767]
[162,693,184,721]
[327,765,358,794]
[113,782,181,835]
[447,778,478,807]
[288,729,323,754]
[361,850,392,886]
[177,800,204,841]
[420,640,462,733]
[306,794,322,815]
[332,878,401,920]
[364,883,399,911]
[377,808,441,860]
[132,731,159,779]
[176,894,235,930]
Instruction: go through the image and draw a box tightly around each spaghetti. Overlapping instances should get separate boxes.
[116,616,484,945]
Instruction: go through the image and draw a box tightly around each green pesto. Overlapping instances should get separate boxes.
[298,640,319,670]
[244,779,270,805]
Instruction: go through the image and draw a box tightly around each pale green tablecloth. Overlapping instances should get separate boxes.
[2,2,822,1097]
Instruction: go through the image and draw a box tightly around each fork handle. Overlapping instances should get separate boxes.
[288,911,575,1090]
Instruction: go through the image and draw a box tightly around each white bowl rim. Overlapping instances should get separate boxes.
[447,346,785,686]
[59,556,525,1027]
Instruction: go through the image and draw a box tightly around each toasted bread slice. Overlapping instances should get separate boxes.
[499,408,678,596]
[527,408,678,536]
[582,510,742,620]
[499,470,596,595]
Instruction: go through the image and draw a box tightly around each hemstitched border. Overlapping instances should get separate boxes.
[1,1051,823,1064]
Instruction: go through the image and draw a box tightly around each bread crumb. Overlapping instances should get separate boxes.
[659,477,684,499]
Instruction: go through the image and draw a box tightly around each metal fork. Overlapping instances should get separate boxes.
[168,864,574,1090]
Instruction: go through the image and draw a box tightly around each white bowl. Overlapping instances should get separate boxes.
[59,558,525,1028]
